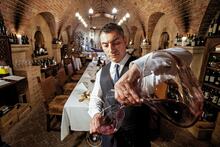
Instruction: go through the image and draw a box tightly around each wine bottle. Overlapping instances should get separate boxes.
[97,57,101,67]
[217,91,220,106]
[208,19,214,36]
[209,71,215,83]
[214,71,220,86]
[211,90,218,104]
[204,69,210,82]
[212,19,218,35]
[213,11,220,35]
[203,87,210,99]
[191,34,196,47]
[174,33,178,46]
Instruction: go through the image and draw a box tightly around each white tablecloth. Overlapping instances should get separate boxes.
[61,62,97,141]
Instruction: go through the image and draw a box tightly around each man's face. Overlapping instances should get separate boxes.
[100,31,127,63]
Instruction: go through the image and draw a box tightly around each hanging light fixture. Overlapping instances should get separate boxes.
[88,8,94,15]
[75,11,88,28]
[118,12,130,25]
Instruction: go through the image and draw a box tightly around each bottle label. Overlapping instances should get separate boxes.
[212,96,218,103]
[212,24,217,34]
[217,98,220,106]
[204,91,209,99]
[205,75,209,81]
[209,76,215,82]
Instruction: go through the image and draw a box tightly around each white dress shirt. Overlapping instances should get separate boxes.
[88,53,131,118]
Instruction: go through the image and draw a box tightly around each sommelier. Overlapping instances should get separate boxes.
[88,23,151,147]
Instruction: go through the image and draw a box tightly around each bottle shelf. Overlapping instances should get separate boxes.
[207,67,220,71]
[204,83,220,91]
[210,51,220,54]
[205,101,220,111]
[32,54,49,60]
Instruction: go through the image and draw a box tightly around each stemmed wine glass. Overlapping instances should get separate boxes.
[86,89,125,147]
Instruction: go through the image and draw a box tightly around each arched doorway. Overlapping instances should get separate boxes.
[159,32,169,50]
[34,30,45,50]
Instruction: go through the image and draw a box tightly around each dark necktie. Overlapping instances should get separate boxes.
[114,64,120,83]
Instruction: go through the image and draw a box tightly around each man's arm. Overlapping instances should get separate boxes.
[115,47,192,105]
[88,70,103,133]
[132,47,192,77]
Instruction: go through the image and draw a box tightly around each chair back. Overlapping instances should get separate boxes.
[40,76,57,102]
[56,67,68,87]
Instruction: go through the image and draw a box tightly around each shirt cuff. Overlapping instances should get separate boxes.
[88,109,101,118]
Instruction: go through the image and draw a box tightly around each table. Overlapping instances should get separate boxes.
[0,75,26,106]
[61,62,97,141]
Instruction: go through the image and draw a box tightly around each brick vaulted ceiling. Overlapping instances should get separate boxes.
[0,0,219,39]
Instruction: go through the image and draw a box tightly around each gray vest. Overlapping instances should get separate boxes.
[100,56,149,130]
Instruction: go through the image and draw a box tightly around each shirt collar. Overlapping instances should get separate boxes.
[111,53,130,67]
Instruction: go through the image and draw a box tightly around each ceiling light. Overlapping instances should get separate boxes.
[89,8,94,15]
[125,13,130,18]
[112,8,117,14]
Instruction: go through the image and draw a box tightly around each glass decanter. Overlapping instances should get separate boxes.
[138,51,204,127]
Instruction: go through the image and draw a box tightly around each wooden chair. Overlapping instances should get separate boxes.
[66,63,81,82]
[38,76,69,131]
[56,67,77,95]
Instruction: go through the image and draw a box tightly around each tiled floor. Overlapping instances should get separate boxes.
[1,102,212,147]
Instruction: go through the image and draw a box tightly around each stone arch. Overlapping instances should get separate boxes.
[39,12,56,38]
[198,0,220,36]
[26,13,53,61]
[151,14,178,51]
[148,12,165,41]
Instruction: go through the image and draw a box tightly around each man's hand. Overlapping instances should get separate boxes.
[90,113,115,135]
[114,64,142,105]
[90,113,102,134]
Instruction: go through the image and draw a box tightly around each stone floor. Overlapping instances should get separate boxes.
[1,102,213,147]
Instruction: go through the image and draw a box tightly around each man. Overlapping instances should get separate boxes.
[88,23,151,147]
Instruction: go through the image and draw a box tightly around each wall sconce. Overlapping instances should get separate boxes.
[118,13,130,25]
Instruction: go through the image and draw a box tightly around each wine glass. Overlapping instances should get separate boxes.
[86,89,125,146]
[139,51,204,127]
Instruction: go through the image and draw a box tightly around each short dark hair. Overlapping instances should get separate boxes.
[99,23,124,37]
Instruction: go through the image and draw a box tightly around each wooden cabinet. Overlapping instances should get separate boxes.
[14,66,43,107]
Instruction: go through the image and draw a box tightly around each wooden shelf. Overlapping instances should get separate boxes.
[207,67,220,71]
[32,54,49,60]
[205,101,220,111]
[204,83,220,90]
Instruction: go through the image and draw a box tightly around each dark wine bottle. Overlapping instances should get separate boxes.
[204,69,210,82]
[211,90,218,104]
[209,71,215,84]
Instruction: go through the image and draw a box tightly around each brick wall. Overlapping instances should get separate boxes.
[0,0,219,54]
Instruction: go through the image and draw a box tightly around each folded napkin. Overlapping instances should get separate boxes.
[77,82,88,91]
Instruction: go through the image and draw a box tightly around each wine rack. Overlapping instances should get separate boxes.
[200,37,220,115]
